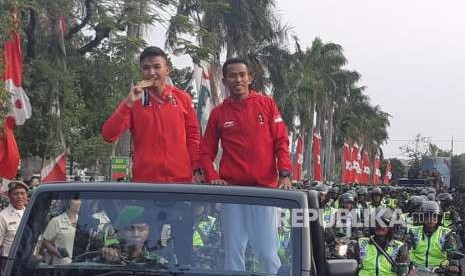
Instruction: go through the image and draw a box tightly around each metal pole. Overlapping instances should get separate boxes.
[451,135,454,157]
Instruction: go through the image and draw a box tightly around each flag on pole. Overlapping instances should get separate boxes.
[313,131,322,181]
[193,62,213,133]
[41,152,67,182]
[383,160,392,185]
[342,141,352,184]
[361,150,371,185]
[3,11,32,126]
[373,154,381,185]
[292,134,304,181]
[0,7,31,180]
[0,118,19,180]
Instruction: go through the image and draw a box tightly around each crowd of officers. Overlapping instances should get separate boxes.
[308,182,465,276]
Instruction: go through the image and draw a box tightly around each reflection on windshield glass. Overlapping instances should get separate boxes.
[19,194,295,275]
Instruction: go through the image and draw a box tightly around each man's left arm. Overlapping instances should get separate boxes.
[183,95,202,174]
[269,99,292,188]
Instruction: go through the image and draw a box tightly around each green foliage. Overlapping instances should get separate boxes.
[451,154,465,188]
[390,158,405,180]
[381,158,405,181]
[399,133,432,166]
[170,67,194,94]
[8,0,174,175]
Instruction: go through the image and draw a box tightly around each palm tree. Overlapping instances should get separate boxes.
[166,0,287,104]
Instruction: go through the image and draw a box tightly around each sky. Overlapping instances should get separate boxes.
[148,0,465,158]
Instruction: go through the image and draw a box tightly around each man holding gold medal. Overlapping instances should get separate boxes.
[102,46,203,184]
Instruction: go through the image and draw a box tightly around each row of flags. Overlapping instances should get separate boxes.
[291,134,392,185]
[341,142,391,185]
[0,7,66,183]
[291,132,324,182]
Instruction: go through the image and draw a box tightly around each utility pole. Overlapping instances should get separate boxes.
[451,135,454,157]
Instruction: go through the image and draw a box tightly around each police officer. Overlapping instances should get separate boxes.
[42,199,82,265]
[0,181,28,257]
[335,193,359,238]
[436,193,459,229]
[357,187,369,209]
[402,196,425,230]
[329,186,340,209]
[369,188,386,211]
[407,201,459,271]
[314,184,333,229]
[349,207,409,276]
[384,187,399,210]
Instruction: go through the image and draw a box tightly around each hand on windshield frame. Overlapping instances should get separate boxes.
[278,176,292,190]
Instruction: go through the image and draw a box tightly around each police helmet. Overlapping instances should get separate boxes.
[436,193,453,202]
[314,184,329,194]
[357,187,368,196]
[340,193,355,204]
[372,187,383,196]
[420,201,441,215]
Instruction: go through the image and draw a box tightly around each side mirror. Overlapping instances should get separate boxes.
[327,259,358,276]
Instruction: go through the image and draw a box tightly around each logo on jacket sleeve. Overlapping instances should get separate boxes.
[274,115,283,123]
[224,121,235,128]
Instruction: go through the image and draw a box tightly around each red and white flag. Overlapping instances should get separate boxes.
[292,135,304,181]
[0,118,19,180]
[373,154,381,185]
[351,142,361,184]
[313,131,322,181]
[3,13,32,126]
[41,152,67,183]
[383,160,392,185]
[0,8,31,179]
[342,142,352,184]
[361,150,371,185]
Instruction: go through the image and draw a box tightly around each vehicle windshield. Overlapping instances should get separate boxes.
[12,191,300,276]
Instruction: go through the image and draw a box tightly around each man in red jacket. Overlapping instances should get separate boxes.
[200,58,292,274]
[102,46,202,183]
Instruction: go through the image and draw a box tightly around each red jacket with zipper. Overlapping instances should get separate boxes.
[102,85,200,183]
[200,91,292,188]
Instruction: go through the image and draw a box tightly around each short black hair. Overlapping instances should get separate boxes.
[139,46,168,64]
[222,57,250,78]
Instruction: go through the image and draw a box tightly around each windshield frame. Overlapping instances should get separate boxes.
[6,183,310,276]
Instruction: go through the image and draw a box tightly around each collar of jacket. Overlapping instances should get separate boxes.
[149,84,173,100]
[223,90,259,104]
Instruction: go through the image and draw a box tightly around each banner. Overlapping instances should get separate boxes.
[361,150,371,185]
[342,142,352,184]
[351,142,361,183]
[383,160,392,185]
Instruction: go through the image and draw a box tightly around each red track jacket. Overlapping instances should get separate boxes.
[200,91,292,188]
[102,85,200,182]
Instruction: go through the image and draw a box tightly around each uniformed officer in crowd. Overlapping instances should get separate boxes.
[406,201,459,273]
[0,181,28,258]
[42,199,81,265]
[348,207,409,276]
